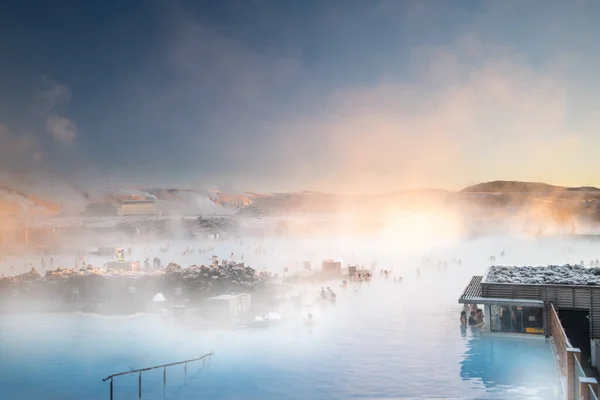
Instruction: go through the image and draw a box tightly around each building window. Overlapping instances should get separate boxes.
[491,305,543,334]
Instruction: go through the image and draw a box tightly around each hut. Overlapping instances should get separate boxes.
[206,293,251,318]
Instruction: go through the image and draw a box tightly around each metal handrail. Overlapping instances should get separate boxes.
[102,352,213,399]
[102,353,213,381]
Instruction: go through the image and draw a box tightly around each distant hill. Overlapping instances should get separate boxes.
[5,177,600,218]
[0,188,62,216]
[460,181,600,193]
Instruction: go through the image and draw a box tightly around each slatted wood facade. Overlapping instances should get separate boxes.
[459,276,483,303]
[481,280,600,339]
[550,302,571,377]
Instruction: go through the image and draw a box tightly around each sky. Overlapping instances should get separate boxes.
[0,0,599,194]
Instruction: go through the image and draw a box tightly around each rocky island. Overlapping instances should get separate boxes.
[0,262,271,314]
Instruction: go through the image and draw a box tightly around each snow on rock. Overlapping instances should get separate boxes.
[0,262,269,303]
[487,264,600,285]
[264,312,281,321]
[152,293,166,302]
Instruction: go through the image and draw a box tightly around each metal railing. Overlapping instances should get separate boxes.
[575,354,584,400]
[102,352,213,400]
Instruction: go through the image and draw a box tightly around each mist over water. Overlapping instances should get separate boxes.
[1,211,592,399]
[2,0,600,398]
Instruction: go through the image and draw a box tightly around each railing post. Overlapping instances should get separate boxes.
[138,371,142,399]
[110,378,114,400]
[567,347,582,400]
[483,304,491,332]
[163,366,166,385]
[580,377,598,400]
[184,362,187,380]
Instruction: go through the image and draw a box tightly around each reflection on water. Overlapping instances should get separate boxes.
[460,334,561,399]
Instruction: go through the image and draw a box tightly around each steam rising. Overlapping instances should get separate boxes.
[1,1,599,398]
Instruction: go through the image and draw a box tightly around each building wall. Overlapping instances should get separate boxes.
[118,203,156,216]
[85,203,118,216]
[322,260,342,276]
[228,294,252,317]
[482,282,600,339]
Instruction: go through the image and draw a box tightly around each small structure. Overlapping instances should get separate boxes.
[107,260,140,272]
[206,293,251,318]
[322,260,342,277]
[173,305,187,318]
[98,246,118,256]
[118,200,156,216]
[71,287,80,302]
[348,265,357,276]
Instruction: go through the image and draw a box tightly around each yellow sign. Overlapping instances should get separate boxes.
[526,327,544,334]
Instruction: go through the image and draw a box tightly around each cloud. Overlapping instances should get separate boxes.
[46,116,78,144]
[33,78,78,145]
[0,124,42,170]
[119,1,600,191]
[0,77,79,185]
[35,79,72,113]
[266,37,594,193]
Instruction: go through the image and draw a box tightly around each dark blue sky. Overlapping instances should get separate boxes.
[1,0,599,193]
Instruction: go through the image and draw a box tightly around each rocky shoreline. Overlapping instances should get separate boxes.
[0,262,271,314]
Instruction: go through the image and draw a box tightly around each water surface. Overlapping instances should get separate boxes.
[0,235,565,399]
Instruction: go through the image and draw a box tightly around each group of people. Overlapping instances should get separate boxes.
[583,259,600,267]
[180,245,216,256]
[143,256,162,270]
[380,269,392,279]
[351,271,372,283]
[320,286,337,302]
[461,306,485,329]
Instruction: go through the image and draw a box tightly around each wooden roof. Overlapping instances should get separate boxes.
[458,275,544,307]
[459,276,483,303]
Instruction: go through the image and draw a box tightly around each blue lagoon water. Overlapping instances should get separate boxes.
[0,236,565,399]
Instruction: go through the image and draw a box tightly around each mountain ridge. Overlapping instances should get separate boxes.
[460,181,600,193]
[3,180,600,216]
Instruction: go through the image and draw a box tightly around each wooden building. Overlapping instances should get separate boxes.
[459,270,600,340]
[459,267,600,400]
[322,260,342,276]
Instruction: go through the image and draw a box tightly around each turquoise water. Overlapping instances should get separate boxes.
[0,270,560,399]
[1,234,576,399]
